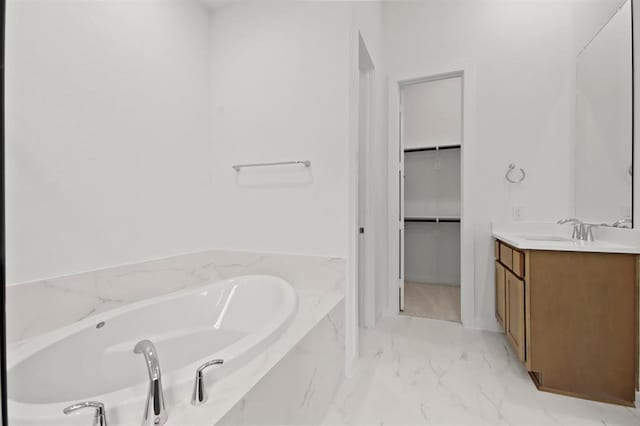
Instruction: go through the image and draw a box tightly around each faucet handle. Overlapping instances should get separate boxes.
[63,401,108,426]
[583,223,601,242]
[571,223,580,239]
[191,359,224,406]
[557,218,583,240]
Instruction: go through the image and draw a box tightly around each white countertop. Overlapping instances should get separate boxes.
[492,222,640,254]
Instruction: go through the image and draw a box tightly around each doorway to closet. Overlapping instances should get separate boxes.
[399,74,462,323]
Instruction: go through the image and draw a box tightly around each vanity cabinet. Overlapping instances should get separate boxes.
[494,239,638,406]
[494,241,526,363]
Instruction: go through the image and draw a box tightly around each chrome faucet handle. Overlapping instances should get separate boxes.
[191,359,224,406]
[579,222,587,240]
[63,401,108,426]
[573,223,581,240]
[582,223,601,242]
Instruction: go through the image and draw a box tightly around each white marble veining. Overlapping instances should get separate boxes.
[6,250,345,343]
[166,290,344,426]
[322,315,640,425]
[218,300,345,425]
[492,222,640,254]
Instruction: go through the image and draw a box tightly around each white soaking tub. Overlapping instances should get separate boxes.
[7,275,297,425]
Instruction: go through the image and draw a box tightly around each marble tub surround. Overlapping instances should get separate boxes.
[322,315,640,425]
[7,286,344,425]
[216,300,345,425]
[165,292,344,426]
[492,221,640,254]
[8,275,299,425]
[6,250,345,343]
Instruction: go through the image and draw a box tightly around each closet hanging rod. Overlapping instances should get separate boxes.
[405,217,461,223]
[232,160,311,172]
[404,144,461,153]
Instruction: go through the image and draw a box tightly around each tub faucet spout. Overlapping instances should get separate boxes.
[133,339,168,426]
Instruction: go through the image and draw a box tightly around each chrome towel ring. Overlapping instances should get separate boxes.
[506,163,525,183]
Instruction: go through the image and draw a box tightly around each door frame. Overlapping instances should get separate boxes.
[357,34,376,329]
[397,71,462,312]
[386,65,477,328]
[346,31,377,371]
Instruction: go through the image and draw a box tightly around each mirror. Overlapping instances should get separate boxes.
[575,0,633,227]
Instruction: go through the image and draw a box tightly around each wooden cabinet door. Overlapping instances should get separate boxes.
[506,270,526,362]
[495,261,506,331]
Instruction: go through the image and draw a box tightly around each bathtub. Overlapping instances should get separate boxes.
[7,275,297,425]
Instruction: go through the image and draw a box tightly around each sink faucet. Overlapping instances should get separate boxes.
[557,218,598,242]
[133,339,168,426]
[557,218,582,240]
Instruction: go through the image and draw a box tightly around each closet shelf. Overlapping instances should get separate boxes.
[404,217,461,223]
[404,144,461,153]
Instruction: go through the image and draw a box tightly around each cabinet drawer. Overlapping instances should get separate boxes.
[499,242,513,270]
[497,240,525,277]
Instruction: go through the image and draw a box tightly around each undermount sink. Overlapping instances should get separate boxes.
[520,235,573,242]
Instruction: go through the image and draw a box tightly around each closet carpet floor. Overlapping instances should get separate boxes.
[402,282,461,323]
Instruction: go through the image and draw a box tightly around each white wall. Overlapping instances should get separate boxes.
[403,77,463,149]
[5,0,213,284]
[207,1,351,258]
[8,0,610,336]
[384,0,576,329]
[206,0,384,368]
[6,0,387,370]
[6,0,364,284]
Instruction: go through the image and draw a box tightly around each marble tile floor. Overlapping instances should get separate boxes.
[402,282,461,323]
[322,315,640,425]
